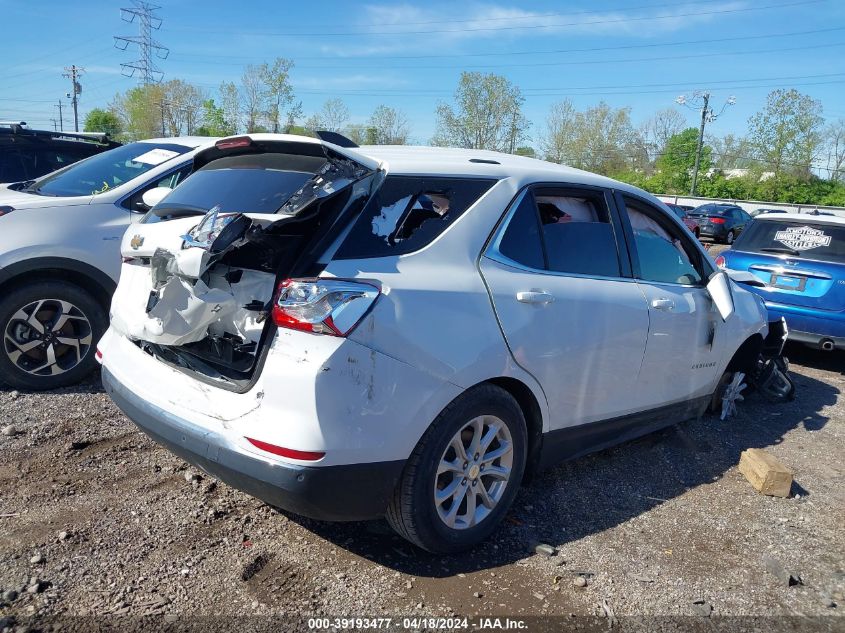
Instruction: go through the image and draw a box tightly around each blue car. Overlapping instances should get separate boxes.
[716,213,845,351]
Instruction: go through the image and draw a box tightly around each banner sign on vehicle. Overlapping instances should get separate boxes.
[774,226,832,251]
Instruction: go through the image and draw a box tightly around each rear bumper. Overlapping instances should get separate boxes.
[763,301,845,350]
[699,225,727,239]
[103,367,404,521]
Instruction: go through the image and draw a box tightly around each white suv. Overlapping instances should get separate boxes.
[100,134,774,552]
[0,137,215,390]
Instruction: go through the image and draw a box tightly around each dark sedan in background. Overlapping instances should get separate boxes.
[665,202,701,238]
[688,203,752,244]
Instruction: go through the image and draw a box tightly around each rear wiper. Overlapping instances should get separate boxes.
[760,246,801,256]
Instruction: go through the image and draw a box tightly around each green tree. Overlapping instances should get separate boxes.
[110,80,204,140]
[195,99,234,136]
[83,108,122,137]
[655,128,711,193]
[747,89,824,181]
[367,105,409,144]
[433,72,529,152]
[260,57,295,133]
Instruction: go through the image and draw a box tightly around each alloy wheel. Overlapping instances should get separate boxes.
[3,299,93,378]
[434,415,514,530]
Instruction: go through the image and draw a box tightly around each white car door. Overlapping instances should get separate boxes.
[479,185,650,431]
[618,194,729,406]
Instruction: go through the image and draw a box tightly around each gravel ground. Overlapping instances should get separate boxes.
[0,343,843,631]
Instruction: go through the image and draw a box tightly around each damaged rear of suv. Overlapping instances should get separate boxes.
[102,135,787,553]
[110,135,380,388]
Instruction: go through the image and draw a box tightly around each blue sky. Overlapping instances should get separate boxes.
[2,0,844,145]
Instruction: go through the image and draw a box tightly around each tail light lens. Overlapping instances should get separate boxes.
[710,217,726,224]
[272,278,380,336]
[714,255,726,269]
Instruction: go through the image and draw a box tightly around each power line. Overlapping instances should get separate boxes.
[287,41,845,70]
[159,0,823,37]
[114,1,169,84]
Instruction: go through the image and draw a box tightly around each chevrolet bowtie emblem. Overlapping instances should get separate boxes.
[130,234,144,250]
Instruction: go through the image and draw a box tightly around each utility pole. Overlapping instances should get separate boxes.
[55,100,64,132]
[160,100,166,136]
[50,118,58,132]
[676,92,737,196]
[690,92,709,198]
[62,65,84,132]
[114,1,169,84]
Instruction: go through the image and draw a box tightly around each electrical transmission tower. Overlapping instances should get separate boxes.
[114,1,168,84]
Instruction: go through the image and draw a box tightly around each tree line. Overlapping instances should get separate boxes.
[82,60,845,206]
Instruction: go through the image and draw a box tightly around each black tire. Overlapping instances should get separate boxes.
[386,384,527,553]
[0,281,107,391]
[725,230,735,245]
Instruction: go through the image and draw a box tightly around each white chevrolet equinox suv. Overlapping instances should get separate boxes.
[99,134,777,552]
[0,137,214,390]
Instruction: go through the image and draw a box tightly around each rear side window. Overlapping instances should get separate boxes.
[736,220,845,263]
[498,193,544,270]
[492,186,623,278]
[334,176,495,259]
[536,191,621,277]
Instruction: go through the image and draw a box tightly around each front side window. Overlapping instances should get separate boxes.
[335,176,496,259]
[26,142,191,197]
[624,196,706,285]
[492,186,623,278]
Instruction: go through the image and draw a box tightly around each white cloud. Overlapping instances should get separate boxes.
[354,1,749,47]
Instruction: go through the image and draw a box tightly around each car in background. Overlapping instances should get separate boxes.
[716,213,845,351]
[665,202,701,238]
[0,136,216,390]
[0,121,120,183]
[751,207,788,217]
[99,133,774,553]
[687,203,752,244]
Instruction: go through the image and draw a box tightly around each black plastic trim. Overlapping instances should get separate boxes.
[538,396,711,470]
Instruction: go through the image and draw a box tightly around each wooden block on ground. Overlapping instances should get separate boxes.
[738,448,793,498]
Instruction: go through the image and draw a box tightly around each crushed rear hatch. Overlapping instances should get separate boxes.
[110,136,381,389]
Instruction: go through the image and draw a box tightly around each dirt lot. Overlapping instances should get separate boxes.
[1,341,843,631]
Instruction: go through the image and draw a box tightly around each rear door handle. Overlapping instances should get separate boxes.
[651,298,675,310]
[517,291,555,304]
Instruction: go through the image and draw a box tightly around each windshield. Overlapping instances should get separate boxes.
[28,142,191,197]
[735,220,845,263]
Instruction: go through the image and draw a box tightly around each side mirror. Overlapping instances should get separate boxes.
[706,271,735,321]
[140,186,171,210]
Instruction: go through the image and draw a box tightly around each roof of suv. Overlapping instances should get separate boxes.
[357,144,623,183]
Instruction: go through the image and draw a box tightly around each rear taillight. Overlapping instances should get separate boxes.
[245,437,325,461]
[272,278,380,337]
[0,205,14,217]
[710,217,726,224]
[715,255,726,269]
